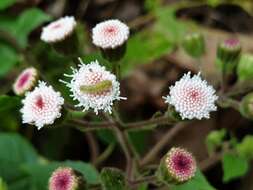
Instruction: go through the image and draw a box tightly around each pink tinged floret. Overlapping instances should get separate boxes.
[17,72,30,88]
[166,148,196,182]
[35,95,44,109]
[171,152,193,176]
[51,23,63,30]
[224,38,239,47]
[49,168,75,190]
[103,25,118,37]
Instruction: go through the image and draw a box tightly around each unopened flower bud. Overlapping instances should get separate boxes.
[92,19,129,62]
[13,67,38,95]
[49,167,86,190]
[100,167,127,190]
[41,16,78,56]
[182,33,205,58]
[217,38,241,66]
[237,54,253,81]
[157,147,196,184]
[240,92,253,119]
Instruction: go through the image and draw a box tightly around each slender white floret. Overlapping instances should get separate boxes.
[164,72,218,120]
[20,81,64,129]
[41,16,76,43]
[13,67,38,95]
[92,19,129,49]
[61,58,126,114]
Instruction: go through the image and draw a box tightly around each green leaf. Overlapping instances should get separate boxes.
[13,8,51,48]
[121,29,174,76]
[222,153,249,183]
[20,161,99,190]
[0,95,21,112]
[0,0,16,10]
[154,6,188,43]
[0,133,38,183]
[205,129,226,154]
[237,54,253,81]
[171,169,216,190]
[0,43,19,77]
[237,135,253,160]
[0,95,21,131]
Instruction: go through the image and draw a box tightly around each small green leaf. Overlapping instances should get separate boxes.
[237,135,253,160]
[222,153,249,183]
[0,0,16,10]
[205,129,226,154]
[171,169,216,190]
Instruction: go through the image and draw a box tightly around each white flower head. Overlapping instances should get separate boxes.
[41,16,76,43]
[61,58,126,114]
[21,81,64,129]
[92,19,129,49]
[164,72,218,120]
[13,67,38,95]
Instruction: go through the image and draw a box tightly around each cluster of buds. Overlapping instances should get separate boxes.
[49,167,86,190]
[157,147,197,184]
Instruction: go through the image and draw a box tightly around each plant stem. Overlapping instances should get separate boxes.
[112,125,134,179]
[140,122,188,166]
[94,143,116,166]
[69,114,176,132]
[124,116,175,130]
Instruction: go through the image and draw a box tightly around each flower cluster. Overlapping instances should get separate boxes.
[49,167,83,190]
[41,16,76,43]
[92,19,129,49]
[20,81,64,129]
[165,147,196,182]
[13,67,38,95]
[61,59,125,114]
[164,72,218,120]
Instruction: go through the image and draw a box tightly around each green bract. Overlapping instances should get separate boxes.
[237,53,253,81]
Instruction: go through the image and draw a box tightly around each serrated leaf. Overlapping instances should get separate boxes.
[222,153,249,183]
[0,0,16,10]
[171,169,216,190]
